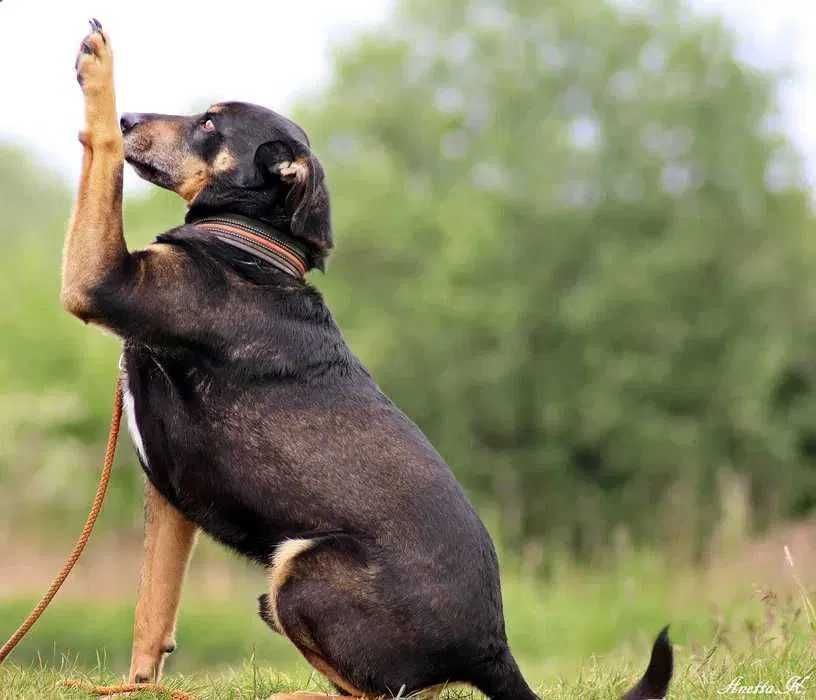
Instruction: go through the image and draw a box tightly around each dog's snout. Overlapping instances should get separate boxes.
[120,113,144,134]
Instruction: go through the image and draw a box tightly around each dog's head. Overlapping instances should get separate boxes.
[121,102,332,267]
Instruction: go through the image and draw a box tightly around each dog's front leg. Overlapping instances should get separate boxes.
[129,483,198,684]
[61,21,127,323]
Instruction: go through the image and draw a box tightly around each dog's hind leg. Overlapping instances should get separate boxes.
[262,538,373,697]
[264,537,447,699]
[258,593,282,634]
[128,483,198,684]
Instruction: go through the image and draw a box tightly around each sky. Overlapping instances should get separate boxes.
[0,0,393,193]
[0,0,814,196]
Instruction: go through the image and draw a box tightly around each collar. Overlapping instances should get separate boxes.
[189,214,309,279]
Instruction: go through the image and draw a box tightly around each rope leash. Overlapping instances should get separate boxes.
[0,379,123,664]
[0,376,196,699]
[60,679,194,700]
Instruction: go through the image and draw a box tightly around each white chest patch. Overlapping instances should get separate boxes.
[122,378,150,469]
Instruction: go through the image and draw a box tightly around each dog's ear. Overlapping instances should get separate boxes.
[255,141,332,266]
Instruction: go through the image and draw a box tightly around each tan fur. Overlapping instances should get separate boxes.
[124,118,184,158]
[129,482,198,684]
[213,148,238,173]
[266,539,381,698]
[163,147,235,203]
[149,119,182,140]
[266,538,315,634]
[300,650,370,697]
[65,30,202,682]
[175,154,212,203]
[61,28,127,322]
[278,157,309,184]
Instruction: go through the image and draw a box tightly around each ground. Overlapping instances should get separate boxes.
[2,637,815,699]
[2,522,816,698]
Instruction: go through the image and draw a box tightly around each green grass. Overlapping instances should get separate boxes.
[2,550,815,698]
[0,598,306,675]
[1,553,688,677]
[2,633,815,699]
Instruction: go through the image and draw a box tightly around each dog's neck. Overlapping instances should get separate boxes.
[188,213,310,279]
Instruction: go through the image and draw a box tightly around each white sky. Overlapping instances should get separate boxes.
[0,0,392,193]
[0,0,814,196]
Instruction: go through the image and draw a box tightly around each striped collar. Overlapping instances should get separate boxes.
[189,214,309,279]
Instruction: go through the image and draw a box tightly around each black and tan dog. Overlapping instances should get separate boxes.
[63,21,673,700]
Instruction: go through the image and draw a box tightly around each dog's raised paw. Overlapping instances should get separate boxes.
[74,18,113,95]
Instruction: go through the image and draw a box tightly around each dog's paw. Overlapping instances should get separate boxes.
[75,18,113,97]
[128,656,159,686]
[74,19,121,148]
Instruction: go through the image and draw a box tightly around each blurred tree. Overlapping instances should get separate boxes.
[298,0,816,556]
[0,144,68,237]
[0,153,184,532]
[3,1,816,559]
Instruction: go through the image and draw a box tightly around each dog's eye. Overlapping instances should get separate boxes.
[200,118,216,133]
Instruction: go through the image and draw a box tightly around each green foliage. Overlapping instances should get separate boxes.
[0,170,185,530]
[0,552,686,679]
[0,597,305,676]
[296,0,816,553]
[2,0,816,556]
[2,566,815,699]
[0,584,814,700]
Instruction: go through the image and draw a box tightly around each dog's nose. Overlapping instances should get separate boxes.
[120,113,144,134]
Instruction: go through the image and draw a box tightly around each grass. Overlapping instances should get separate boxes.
[2,548,815,698]
[0,598,305,675]
[2,628,815,699]
[1,552,688,677]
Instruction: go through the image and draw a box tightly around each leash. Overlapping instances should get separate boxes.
[0,378,123,665]
[60,679,193,699]
[0,376,194,699]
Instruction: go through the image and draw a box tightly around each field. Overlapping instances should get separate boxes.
[2,531,815,699]
[4,0,816,697]
[2,641,814,700]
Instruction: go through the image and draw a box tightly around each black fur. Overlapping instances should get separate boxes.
[102,228,519,695]
[82,102,672,698]
[622,627,674,700]
[121,102,332,270]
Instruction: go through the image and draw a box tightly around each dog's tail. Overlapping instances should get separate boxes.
[621,626,674,700]
[472,626,673,700]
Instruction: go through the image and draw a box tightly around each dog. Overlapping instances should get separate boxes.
[62,21,673,699]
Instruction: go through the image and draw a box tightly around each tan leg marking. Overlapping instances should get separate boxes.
[266,538,315,634]
[266,539,370,697]
[299,649,368,697]
[128,483,198,684]
[62,24,127,322]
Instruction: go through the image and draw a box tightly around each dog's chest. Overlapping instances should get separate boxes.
[119,346,227,500]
